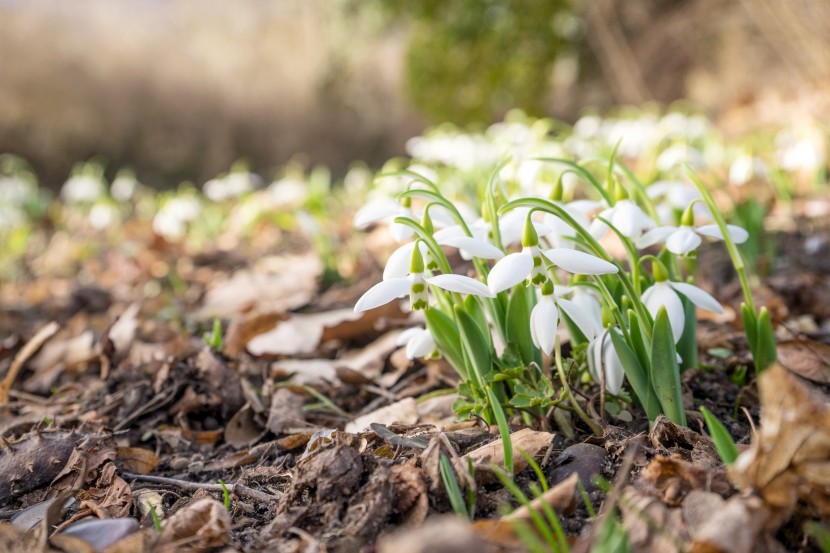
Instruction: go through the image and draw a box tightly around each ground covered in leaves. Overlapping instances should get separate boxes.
[2,193,830,553]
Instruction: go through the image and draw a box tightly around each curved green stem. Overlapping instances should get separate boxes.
[553,336,603,437]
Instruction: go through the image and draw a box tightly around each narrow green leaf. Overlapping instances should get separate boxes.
[609,330,661,421]
[455,306,492,394]
[487,386,513,475]
[627,310,651,371]
[650,307,686,426]
[741,303,758,351]
[464,294,493,351]
[439,454,470,519]
[506,286,534,366]
[700,407,739,464]
[755,306,778,373]
[677,297,698,372]
[425,308,466,378]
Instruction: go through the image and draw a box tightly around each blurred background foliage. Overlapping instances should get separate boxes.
[1,0,829,189]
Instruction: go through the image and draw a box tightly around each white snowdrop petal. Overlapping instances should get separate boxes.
[603,336,626,395]
[427,274,494,297]
[438,236,504,259]
[391,219,415,242]
[544,248,618,275]
[666,227,702,255]
[353,200,398,229]
[406,330,436,359]
[530,298,559,355]
[611,201,654,237]
[558,298,601,341]
[433,225,466,242]
[384,242,416,280]
[396,327,423,347]
[487,251,534,294]
[727,224,749,244]
[636,226,677,249]
[643,282,685,342]
[354,278,412,312]
[669,281,724,314]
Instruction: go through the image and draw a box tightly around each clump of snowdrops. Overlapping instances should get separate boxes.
[353,154,775,439]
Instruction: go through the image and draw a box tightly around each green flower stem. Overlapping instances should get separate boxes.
[553,336,602,437]
[532,157,613,205]
[686,170,755,313]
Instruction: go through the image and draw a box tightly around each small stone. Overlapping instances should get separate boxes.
[548,443,607,493]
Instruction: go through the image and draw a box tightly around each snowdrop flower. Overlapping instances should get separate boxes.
[397,327,437,359]
[62,173,105,204]
[637,204,749,254]
[354,243,493,313]
[728,154,767,186]
[488,216,617,295]
[646,180,704,225]
[641,261,723,342]
[589,199,655,241]
[153,195,202,240]
[656,143,704,171]
[353,196,416,242]
[587,329,626,395]
[529,283,604,355]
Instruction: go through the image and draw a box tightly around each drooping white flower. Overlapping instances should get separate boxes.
[529,284,604,355]
[353,197,415,242]
[637,223,749,254]
[397,327,437,359]
[354,243,493,313]
[530,292,559,356]
[641,262,724,342]
[728,154,767,186]
[589,199,655,241]
[488,216,617,295]
[587,329,626,395]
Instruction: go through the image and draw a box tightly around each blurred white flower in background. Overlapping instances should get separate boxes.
[153,195,202,240]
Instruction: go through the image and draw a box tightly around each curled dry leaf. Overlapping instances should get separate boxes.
[266,388,307,435]
[730,363,830,522]
[156,498,231,553]
[640,455,732,507]
[505,472,579,520]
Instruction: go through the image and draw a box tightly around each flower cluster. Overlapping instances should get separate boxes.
[351,111,772,431]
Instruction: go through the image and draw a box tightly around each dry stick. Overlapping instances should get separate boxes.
[0,321,60,405]
[122,472,281,504]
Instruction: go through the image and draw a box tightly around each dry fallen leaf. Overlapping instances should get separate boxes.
[0,321,59,405]
[346,398,418,433]
[156,498,231,553]
[458,428,554,478]
[197,253,321,319]
[776,339,830,383]
[730,363,830,522]
[116,447,160,476]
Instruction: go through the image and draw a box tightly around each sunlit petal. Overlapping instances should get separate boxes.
[396,327,423,346]
[383,242,416,280]
[354,278,412,312]
[487,251,533,294]
[665,227,702,255]
[696,224,749,244]
[636,226,677,249]
[642,282,685,342]
[426,274,494,297]
[611,200,654,237]
[544,248,618,275]
[353,198,398,229]
[406,330,436,359]
[669,281,724,314]
[603,335,626,395]
[558,297,602,340]
[530,296,559,355]
[438,235,504,259]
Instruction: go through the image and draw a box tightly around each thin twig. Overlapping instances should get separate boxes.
[122,472,281,503]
